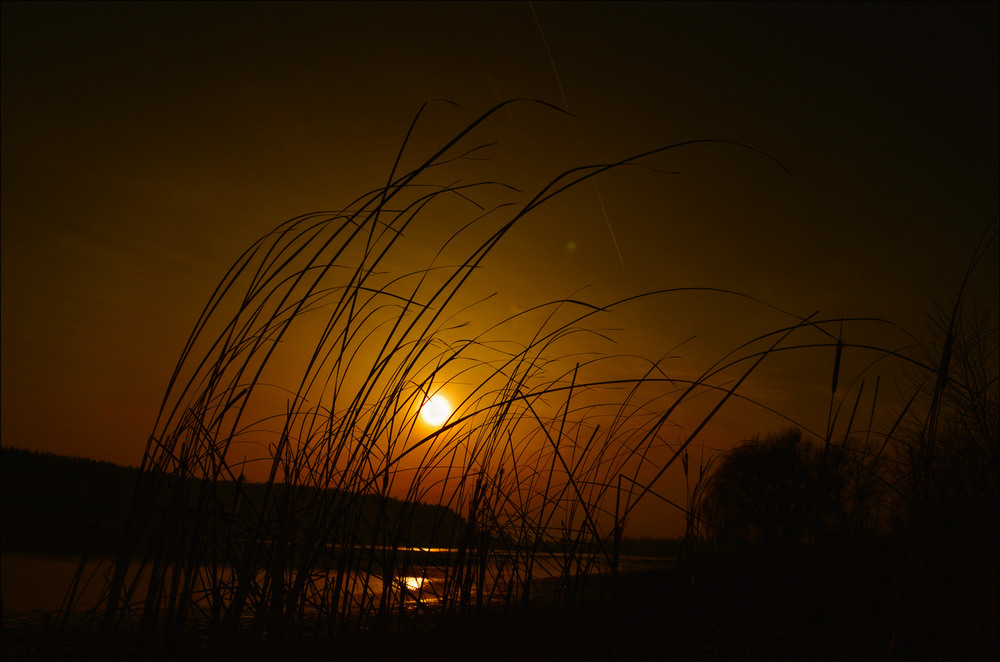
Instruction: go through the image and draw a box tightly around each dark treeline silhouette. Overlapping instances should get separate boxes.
[2,446,683,559]
[1,446,467,555]
[2,447,138,554]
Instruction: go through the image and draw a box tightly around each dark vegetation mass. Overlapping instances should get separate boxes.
[2,101,997,660]
[690,420,997,660]
[2,448,137,555]
[1,447,467,555]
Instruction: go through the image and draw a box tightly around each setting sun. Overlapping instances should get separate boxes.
[420,393,452,427]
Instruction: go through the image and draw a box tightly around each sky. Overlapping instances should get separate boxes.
[2,1,997,537]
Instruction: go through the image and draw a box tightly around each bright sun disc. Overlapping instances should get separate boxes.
[420,394,451,427]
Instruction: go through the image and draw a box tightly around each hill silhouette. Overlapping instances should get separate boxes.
[1,446,466,555]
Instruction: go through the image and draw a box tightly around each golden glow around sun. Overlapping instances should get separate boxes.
[420,393,452,427]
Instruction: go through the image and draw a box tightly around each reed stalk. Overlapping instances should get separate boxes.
[50,101,995,660]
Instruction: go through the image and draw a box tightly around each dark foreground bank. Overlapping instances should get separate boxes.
[4,557,995,661]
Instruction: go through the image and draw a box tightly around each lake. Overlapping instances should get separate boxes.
[1,549,674,617]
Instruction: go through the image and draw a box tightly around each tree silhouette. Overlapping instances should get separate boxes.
[701,428,820,556]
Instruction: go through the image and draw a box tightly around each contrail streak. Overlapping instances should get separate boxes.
[529,1,626,271]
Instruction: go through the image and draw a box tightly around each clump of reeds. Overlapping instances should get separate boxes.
[685,216,998,659]
[49,99,995,661]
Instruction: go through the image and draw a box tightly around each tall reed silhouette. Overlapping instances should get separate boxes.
[49,100,993,660]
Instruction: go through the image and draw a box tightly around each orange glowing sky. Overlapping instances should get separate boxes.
[2,2,997,537]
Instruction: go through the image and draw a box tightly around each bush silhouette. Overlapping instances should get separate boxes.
[701,428,827,556]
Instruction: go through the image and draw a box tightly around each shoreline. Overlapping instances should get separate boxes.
[3,560,997,661]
